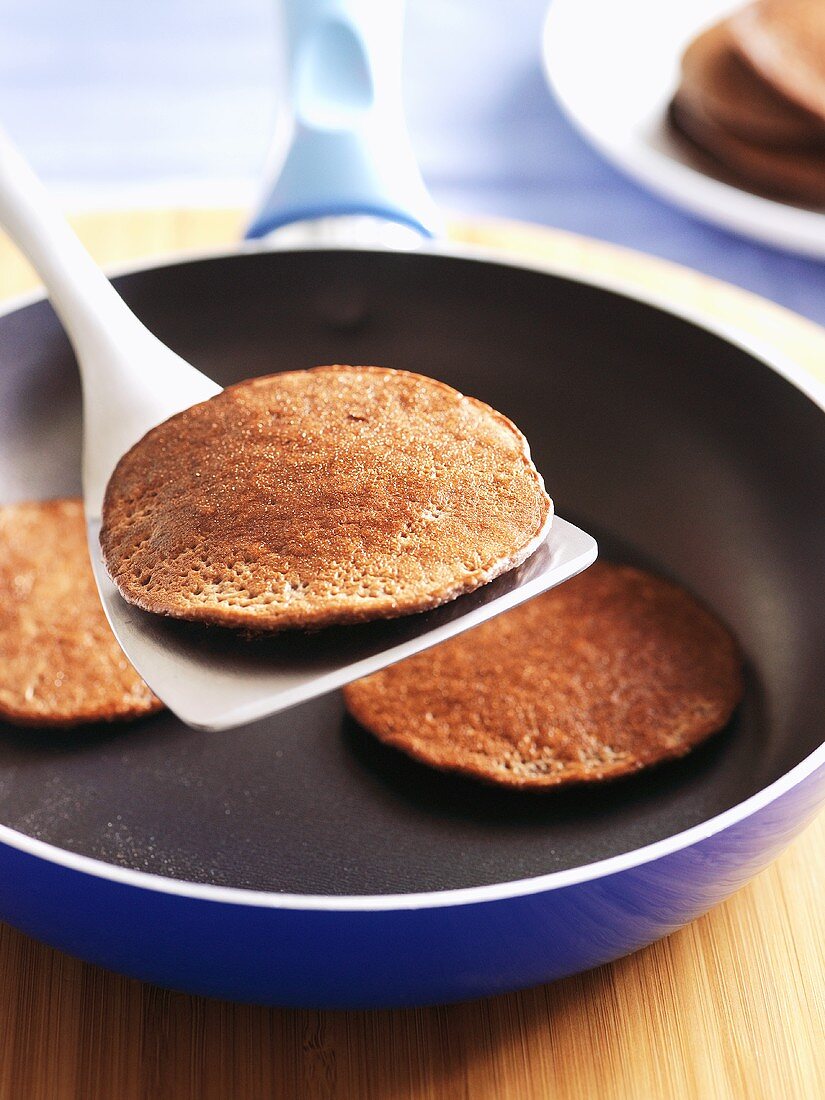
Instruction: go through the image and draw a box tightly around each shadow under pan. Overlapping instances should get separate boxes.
[0,248,822,896]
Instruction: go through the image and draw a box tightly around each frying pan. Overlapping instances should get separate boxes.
[0,0,824,1009]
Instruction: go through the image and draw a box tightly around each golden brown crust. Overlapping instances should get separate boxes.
[730,0,825,124]
[669,93,825,205]
[679,18,825,148]
[343,562,744,789]
[100,366,552,633]
[0,499,163,728]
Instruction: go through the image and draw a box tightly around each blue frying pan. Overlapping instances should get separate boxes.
[0,0,823,1007]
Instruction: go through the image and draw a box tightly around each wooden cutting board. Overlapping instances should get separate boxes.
[0,212,823,1100]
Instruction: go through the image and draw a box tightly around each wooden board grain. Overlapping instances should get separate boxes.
[0,211,822,1100]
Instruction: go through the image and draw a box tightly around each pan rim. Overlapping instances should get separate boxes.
[1,237,823,912]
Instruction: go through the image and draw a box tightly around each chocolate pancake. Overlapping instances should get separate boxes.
[669,93,825,205]
[679,18,825,148]
[0,500,162,728]
[731,0,825,124]
[100,366,552,632]
[343,562,744,789]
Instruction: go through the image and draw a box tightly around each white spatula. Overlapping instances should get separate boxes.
[0,128,596,731]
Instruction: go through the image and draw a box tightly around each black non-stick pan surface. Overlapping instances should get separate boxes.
[1,246,823,897]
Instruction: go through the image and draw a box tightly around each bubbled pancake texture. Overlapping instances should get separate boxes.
[344,562,744,789]
[100,366,552,632]
[0,500,162,728]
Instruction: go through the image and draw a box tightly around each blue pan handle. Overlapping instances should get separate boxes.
[246,0,439,239]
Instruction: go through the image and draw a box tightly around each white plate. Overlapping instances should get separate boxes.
[543,0,825,258]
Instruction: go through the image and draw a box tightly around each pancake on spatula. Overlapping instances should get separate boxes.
[101,366,552,632]
[731,0,825,123]
[344,562,743,789]
[679,18,825,148]
[0,499,162,728]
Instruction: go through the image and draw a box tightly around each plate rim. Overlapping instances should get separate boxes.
[1,237,823,913]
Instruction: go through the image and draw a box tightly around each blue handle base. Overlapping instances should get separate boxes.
[245,0,439,241]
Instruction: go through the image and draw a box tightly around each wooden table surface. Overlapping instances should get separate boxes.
[0,212,823,1100]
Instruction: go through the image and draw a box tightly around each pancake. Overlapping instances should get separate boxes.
[731,0,825,124]
[669,93,825,205]
[679,18,825,148]
[100,366,552,632]
[0,499,162,728]
[343,561,744,789]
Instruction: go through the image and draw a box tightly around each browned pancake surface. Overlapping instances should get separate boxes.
[669,94,825,205]
[731,0,825,123]
[344,562,743,789]
[101,366,552,632]
[679,18,825,147]
[0,500,162,728]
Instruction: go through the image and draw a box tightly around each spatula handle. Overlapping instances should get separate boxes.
[246,0,439,238]
[0,126,148,364]
[0,126,220,514]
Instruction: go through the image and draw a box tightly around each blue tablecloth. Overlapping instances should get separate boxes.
[2,0,824,325]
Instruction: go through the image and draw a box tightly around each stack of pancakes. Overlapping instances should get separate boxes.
[669,0,825,205]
